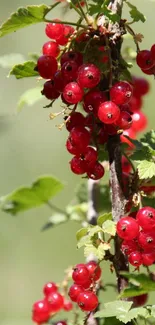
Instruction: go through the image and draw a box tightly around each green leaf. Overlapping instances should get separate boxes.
[88,225,103,237]
[125,1,146,23]
[17,87,43,112]
[102,6,120,23]
[9,61,38,79]
[117,307,148,324]
[97,213,112,227]
[102,220,116,236]
[1,175,64,215]
[0,53,25,68]
[120,273,155,298]
[76,228,88,242]
[141,130,155,150]
[67,203,88,222]
[41,213,68,231]
[138,160,155,179]
[131,145,154,163]
[84,243,106,260]
[150,305,155,318]
[94,300,133,318]
[0,3,60,37]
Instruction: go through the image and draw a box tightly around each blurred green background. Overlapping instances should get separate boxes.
[0,1,155,324]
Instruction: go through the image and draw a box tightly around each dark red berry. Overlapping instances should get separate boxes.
[86,261,101,281]
[70,126,90,150]
[151,44,155,61]
[110,81,133,105]
[129,96,143,112]
[42,41,60,57]
[87,162,105,180]
[46,292,64,312]
[132,76,150,96]
[66,138,81,156]
[63,82,83,104]
[136,50,154,70]
[97,128,108,144]
[70,156,86,175]
[41,80,60,100]
[61,61,78,82]
[61,51,83,66]
[43,282,58,297]
[45,21,64,40]
[37,55,58,79]
[116,110,132,130]
[136,206,155,231]
[84,147,98,165]
[77,64,101,89]
[54,70,67,93]
[128,251,142,267]
[77,291,98,311]
[32,300,50,324]
[66,112,85,132]
[83,90,107,115]
[68,284,84,302]
[133,294,148,307]
[98,101,120,124]
[117,217,139,240]
[72,264,90,285]
[121,240,138,256]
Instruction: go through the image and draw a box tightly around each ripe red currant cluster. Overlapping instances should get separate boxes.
[68,261,101,311]
[32,281,72,324]
[136,44,155,75]
[36,20,150,180]
[117,206,155,268]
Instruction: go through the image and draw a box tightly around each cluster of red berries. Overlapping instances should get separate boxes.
[32,281,72,324]
[68,261,101,311]
[36,20,150,179]
[136,44,155,75]
[117,206,155,268]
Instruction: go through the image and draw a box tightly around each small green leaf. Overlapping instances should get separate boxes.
[1,175,64,215]
[150,305,155,318]
[117,307,148,324]
[17,87,43,112]
[42,213,68,231]
[67,203,88,222]
[102,220,116,236]
[131,145,154,162]
[0,3,60,37]
[141,130,155,150]
[9,61,38,79]
[125,1,146,23]
[138,160,155,179]
[0,53,25,68]
[97,213,112,227]
[76,228,88,242]
[88,225,103,237]
[102,6,120,23]
[94,300,133,318]
[120,272,155,298]
[84,243,106,260]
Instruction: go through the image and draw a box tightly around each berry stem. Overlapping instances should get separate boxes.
[125,23,140,52]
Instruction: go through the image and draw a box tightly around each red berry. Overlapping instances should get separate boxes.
[77,64,101,89]
[84,147,98,165]
[83,90,107,115]
[72,263,90,285]
[43,282,58,297]
[129,96,143,112]
[128,251,142,267]
[121,156,132,174]
[116,110,132,130]
[81,277,92,289]
[97,127,108,144]
[98,101,120,124]
[142,252,155,266]
[61,61,78,82]
[37,55,58,79]
[138,230,155,250]
[63,300,73,311]
[131,111,147,132]
[66,138,81,156]
[61,51,83,66]
[32,300,50,324]
[120,129,136,148]
[70,156,86,175]
[70,126,90,150]
[86,261,102,281]
[110,81,133,105]
[151,44,155,61]
[117,217,139,240]
[68,284,84,302]
[41,80,60,100]
[42,41,60,57]
[54,70,67,93]
[57,25,75,45]
[66,112,85,132]
[141,66,155,75]
[133,294,148,307]
[136,50,154,70]
[132,76,150,96]
[46,292,64,312]
[45,21,64,40]
[136,207,155,231]
[87,162,105,180]
[121,240,138,256]
[63,82,83,104]
[77,291,98,311]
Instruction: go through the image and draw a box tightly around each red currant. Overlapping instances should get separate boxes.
[116,110,132,130]
[77,64,101,89]
[131,111,147,132]
[63,82,83,104]
[66,138,81,156]
[84,147,98,165]
[136,206,155,231]
[68,284,84,302]
[72,264,90,285]
[120,129,136,148]
[63,300,73,311]
[43,282,58,297]
[132,294,148,307]
[87,162,105,180]
[54,70,67,93]
[61,51,83,66]
[142,252,155,266]
[136,50,154,70]
[77,291,98,311]
[46,292,64,312]
[45,21,64,40]
[70,126,90,150]
[57,25,75,46]
[116,217,139,240]
[42,41,60,57]
[61,61,78,82]
[132,76,150,96]
[121,240,138,256]
[98,101,120,124]
[32,300,50,324]
[83,90,107,115]
[138,230,155,250]
[151,44,155,61]
[37,55,58,79]
[41,80,60,100]
[70,156,86,175]
[121,156,132,173]
[66,112,85,132]
[86,261,101,281]
[110,81,133,105]
[128,251,142,267]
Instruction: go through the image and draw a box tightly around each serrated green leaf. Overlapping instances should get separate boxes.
[0,3,60,37]
[141,130,155,150]
[1,175,64,215]
[138,160,155,179]
[97,213,112,227]
[102,220,116,236]
[88,225,103,237]
[102,6,120,23]
[117,307,148,324]
[131,145,154,163]
[76,228,88,242]
[94,300,133,318]
[42,213,68,231]
[120,273,155,298]
[0,53,25,68]
[84,243,105,260]
[9,61,38,79]
[17,87,43,112]
[125,1,146,23]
